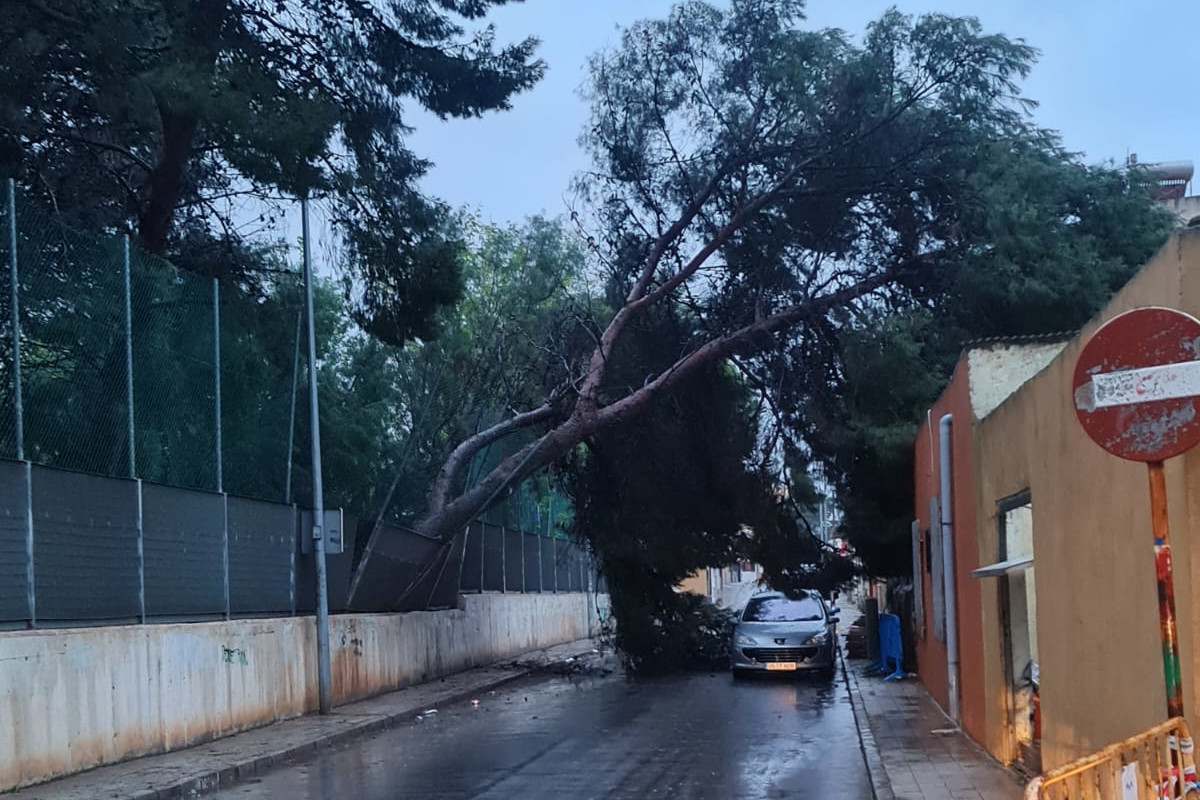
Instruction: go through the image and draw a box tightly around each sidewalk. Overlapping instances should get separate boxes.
[11,639,599,800]
[844,654,1026,800]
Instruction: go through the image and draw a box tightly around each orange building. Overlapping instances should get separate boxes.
[913,230,1200,774]
[913,336,1068,769]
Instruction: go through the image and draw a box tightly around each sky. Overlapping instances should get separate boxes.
[401,0,1200,226]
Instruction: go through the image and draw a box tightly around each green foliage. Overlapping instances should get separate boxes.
[948,144,1175,336]
[567,0,1047,579]
[296,215,589,530]
[574,0,1174,580]
[606,591,734,675]
[581,0,1039,319]
[795,149,1175,576]
[561,300,854,671]
[0,0,544,344]
[561,306,754,671]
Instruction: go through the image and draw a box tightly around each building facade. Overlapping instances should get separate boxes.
[913,230,1200,772]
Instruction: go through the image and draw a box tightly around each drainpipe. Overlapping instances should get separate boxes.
[939,413,961,726]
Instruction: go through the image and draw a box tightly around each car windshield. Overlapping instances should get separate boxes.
[742,596,825,623]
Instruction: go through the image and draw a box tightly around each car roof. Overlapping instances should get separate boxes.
[747,589,818,600]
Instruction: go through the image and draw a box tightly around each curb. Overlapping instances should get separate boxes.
[117,642,597,800]
[840,644,895,800]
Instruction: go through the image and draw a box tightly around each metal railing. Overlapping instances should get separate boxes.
[1025,718,1198,799]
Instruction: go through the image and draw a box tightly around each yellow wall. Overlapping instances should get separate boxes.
[678,570,708,597]
[973,231,1200,769]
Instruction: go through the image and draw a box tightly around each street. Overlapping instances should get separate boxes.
[211,665,871,800]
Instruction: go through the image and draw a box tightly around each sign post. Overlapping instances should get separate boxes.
[1073,306,1200,719]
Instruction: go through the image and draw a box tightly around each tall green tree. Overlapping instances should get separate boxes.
[0,0,543,342]
[416,0,1066,542]
[561,305,763,672]
[770,145,1174,575]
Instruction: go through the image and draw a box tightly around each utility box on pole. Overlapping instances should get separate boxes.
[300,508,344,554]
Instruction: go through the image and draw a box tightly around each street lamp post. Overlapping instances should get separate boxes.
[302,196,332,715]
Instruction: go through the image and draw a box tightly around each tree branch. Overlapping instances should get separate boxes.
[426,401,558,513]
[49,132,155,173]
[595,268,899,428]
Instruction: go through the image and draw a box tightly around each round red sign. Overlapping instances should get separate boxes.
[1073,307,1200,462]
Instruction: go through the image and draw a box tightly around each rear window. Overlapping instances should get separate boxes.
[742,596,825,623]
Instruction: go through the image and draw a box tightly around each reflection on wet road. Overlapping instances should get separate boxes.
[213,667,869,799]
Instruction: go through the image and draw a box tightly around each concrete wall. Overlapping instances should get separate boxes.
[0,592,599,791]
[973,231,1200,769]
[1161,195,1200,226]
[966,342,1067,421]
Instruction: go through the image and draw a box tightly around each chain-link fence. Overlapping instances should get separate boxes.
[0,185,599,628]
[0,185,302,498]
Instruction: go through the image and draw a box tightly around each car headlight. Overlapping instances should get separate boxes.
[808,632,829,645]
[734,632,756,646]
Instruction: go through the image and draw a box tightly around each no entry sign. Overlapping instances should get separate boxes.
[1072,305,1200,721]
[1073,307,1200,462]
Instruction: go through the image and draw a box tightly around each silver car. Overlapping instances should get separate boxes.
[730,591,837,679]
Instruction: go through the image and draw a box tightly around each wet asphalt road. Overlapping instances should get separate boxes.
[211,666,870,800]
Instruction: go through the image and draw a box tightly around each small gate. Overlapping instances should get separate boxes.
[1024,718,1198,799]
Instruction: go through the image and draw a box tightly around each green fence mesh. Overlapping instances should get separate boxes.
[0,190,302,498]
[0,189,571,527]
[0,189,595,620]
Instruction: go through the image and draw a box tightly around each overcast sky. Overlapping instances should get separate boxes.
[401,0,1200,226]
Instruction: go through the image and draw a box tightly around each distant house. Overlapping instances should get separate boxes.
[677,561,763,610]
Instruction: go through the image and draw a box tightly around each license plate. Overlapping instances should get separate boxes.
[766,662,798,671]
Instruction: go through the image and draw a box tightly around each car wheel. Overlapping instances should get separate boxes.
[820,664,836,681]
[732,668,751,681]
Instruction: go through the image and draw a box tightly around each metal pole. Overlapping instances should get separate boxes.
[136,479,145,622]
[8,186,28,630]
[123,235,135,477]
[221,492,230,620]
[212,277,222,492]
[284,308,301,504]
[23,461,34,626]
[537,527,544,593]
[1148,460,1184,718]
[586,552,593,636]
[289,505,298,615]
[8,179,23,460]
[302,196,333,715]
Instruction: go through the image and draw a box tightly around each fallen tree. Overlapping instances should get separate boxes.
[415,0,1051,540]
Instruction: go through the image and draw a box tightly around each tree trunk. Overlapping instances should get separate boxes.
[412,266,898,543]
[137,107,199,255]
[136,0,228,255]
[416,414,594,540]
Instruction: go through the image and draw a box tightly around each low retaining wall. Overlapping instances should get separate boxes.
[0,592,600,791]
